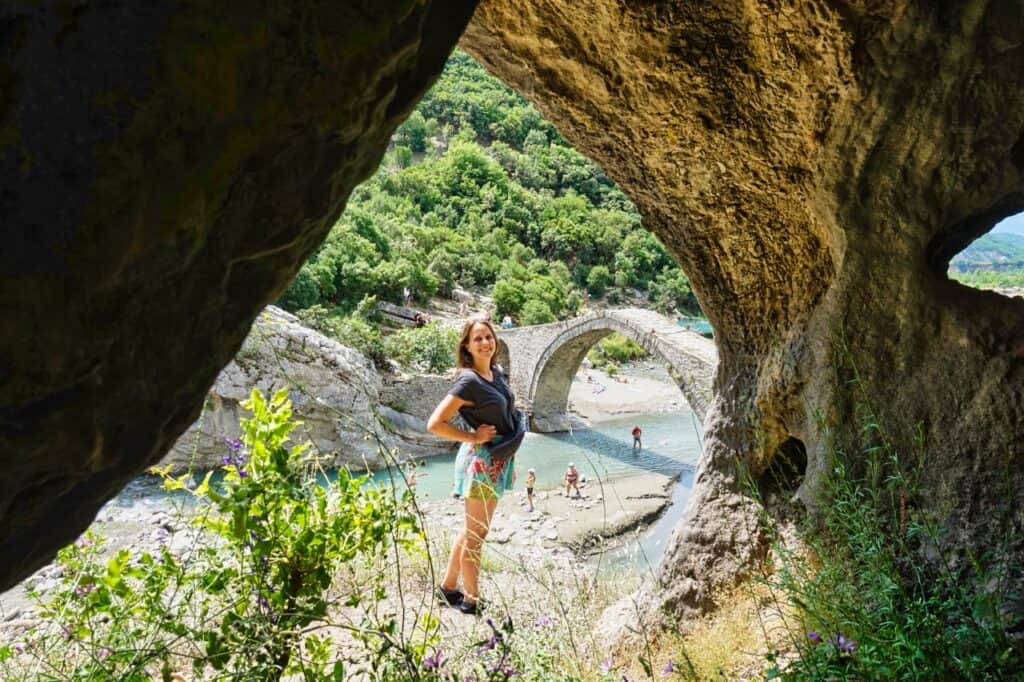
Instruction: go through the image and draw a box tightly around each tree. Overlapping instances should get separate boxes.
[586,265,614,297]
[519,299,556,325]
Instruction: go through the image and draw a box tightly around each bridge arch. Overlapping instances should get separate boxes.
[500,309,717,433]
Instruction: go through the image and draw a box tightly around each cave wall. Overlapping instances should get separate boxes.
[461,0,1024,621]
[1,0,1021,633]
[0,0,478,591]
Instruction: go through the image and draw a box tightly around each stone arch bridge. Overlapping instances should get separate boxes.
[496,309,717,432]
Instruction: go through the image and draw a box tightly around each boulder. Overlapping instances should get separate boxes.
[161,307,421,472]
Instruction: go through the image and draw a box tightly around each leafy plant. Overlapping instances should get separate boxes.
[4,390,425,681]
[757,371,1023,681]
[384,323,460,373]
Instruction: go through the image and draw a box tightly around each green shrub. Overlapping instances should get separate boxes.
[586,333,648,370]
[1,390,424,681]
[519,299,556,325]
[586,265,613,297]
[383,323,459,373]
[492,278,527,317]
[759,376,1023,681]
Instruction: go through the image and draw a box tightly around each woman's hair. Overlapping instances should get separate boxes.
[456,319,499,369]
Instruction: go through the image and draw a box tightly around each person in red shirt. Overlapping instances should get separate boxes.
[631,426,642,450]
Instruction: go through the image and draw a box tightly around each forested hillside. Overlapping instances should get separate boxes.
[949,232,1024,289]
[278,51,696,337]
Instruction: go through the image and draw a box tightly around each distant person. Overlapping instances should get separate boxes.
[403,286,412,305]
[525,468,536,512]
[632,426,642,450]
[426,319,526,616]
[564,462,581,498]
[459,301,468,317]
[501,314,514,329]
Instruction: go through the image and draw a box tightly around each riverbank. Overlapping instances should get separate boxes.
[568,362,687,423]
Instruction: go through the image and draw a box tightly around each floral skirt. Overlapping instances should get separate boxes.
[453,440,515,501]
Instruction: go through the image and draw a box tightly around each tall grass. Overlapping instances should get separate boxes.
[756,390,1022,680]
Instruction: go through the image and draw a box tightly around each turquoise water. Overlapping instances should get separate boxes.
[677,316,713,336]
[370,411,703,501]
[119,408,704,575]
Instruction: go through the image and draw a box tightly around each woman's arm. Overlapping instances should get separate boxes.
[427,394,497,444]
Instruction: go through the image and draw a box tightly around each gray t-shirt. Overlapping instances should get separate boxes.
[447,368,518,437]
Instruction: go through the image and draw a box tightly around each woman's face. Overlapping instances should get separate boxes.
[464,323,495,364]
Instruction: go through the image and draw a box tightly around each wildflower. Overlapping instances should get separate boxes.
[807,631,822,644]
[662,659,674,675]
[75,537,93,548]
[98,647,112,660]
[599,659,613,672]
[423,649,445,669]
[239,469,249,478]
[14,643,23,654]
[534,615,554,629]
[222,456,232,465]
[831,633,856,654]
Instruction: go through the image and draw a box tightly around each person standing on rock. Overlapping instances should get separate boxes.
[632,425,642,450]
[427,319,526,615]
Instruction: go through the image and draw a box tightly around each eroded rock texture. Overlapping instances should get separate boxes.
[0,0,478,590]
[462,0,1024,625]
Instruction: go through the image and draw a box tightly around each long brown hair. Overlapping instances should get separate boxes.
[456,319,499,369]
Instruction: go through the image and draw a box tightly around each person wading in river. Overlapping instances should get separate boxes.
[427,319,525,615]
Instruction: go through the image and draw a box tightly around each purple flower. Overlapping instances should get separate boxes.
[599,659,613,672]
[807,631,822,644]
[423,650,444,669]
[534,615,554,629]
[222,456,232,465]
[98,647,112,660]
[662,659,674,675]
[238,469,249,478]
[13,643,23,654]
[831,633,856,654]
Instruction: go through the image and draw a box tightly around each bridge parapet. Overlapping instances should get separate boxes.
[498,309,717,432]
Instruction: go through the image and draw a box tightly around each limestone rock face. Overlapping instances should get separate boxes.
[161,307,411,473]
[0,0,478,590]
[462,0,1024,628]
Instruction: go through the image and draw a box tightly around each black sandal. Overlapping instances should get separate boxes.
[436,585,463,607]
[454,597,488,615]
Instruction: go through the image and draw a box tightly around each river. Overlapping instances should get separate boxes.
[371,408,704,574]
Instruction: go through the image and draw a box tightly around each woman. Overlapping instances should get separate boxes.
[427,319,523,615]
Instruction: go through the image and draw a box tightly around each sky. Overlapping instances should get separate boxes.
[992,212,1024,236]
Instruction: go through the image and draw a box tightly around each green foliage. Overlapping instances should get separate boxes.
[949,268,1024,289]
[296,305,388,369]
[519,299,556,325]
[759,374,1023,681]
[394,111,429,153]
[586,265,613,297]
[5,390,425,681]
[586,333,648,370]
[648,268,696,314]
[383,323,460,373]
[276,49,699,324]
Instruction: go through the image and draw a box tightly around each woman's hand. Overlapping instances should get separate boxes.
[473,424,497,444]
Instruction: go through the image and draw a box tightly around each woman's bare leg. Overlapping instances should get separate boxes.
[461,496,498,604]
[441,531,465,592]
